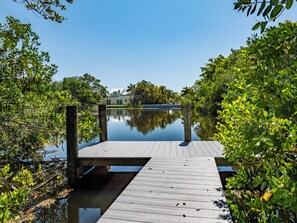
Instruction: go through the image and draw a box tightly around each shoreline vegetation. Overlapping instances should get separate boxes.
[0,17,104,222]
[182,22,297,222]
[1,4,297,222]
[0,17,183,223]
[106,104,182,109]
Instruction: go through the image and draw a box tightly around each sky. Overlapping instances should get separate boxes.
[1,0,297,92]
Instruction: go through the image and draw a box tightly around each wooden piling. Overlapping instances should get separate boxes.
[99,104,108,142]
[183,104,191,142]
[66,106,78,187]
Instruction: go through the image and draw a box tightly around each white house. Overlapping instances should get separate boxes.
[102,89,131,105]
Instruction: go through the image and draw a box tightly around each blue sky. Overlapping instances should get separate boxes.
[1,1,297,92]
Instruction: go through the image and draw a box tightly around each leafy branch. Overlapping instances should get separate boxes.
[234,0,295,32]
[12,0,74,23]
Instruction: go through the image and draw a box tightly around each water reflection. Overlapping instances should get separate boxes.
[107,109,182,134]
[37,109,219,222]
[34,168,138,223]
[126,109,182,134]
[193,114,218,140]
[107,109,199,141]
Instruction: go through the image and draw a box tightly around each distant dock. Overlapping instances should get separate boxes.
[142,104,182,109]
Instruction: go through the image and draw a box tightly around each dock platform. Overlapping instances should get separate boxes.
[78,141,225,166]
[98,157,231,222]
[77,141,231,222]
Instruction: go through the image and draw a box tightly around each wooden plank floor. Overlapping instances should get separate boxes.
[78,141,224,159]
[97,157,231,223]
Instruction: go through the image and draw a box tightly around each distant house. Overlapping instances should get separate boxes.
[102,89,131,105]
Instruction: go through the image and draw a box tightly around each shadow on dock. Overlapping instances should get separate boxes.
[179,141,190,147]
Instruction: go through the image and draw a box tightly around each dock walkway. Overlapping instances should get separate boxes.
[77,141,231,222]
[78,141,224,166]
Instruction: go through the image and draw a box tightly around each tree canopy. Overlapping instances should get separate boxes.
[127,80,180,105]
[0,17,105,221]
[183,21,297,222]
[216,21,297,222]
[56,73,107,108]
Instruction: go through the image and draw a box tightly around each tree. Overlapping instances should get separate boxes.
[181,51,242,116]
[215,21,297,222]
[128,81,179,105]
[127,83,136,95]
[60,73,107,108]
[0,17,103,221]
[0,16,74,221]
[183,20,297,222]
[234,0,296,32]
[11,0,73,23]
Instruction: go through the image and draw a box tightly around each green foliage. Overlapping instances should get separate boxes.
[128,80,180,105]
[0,165,35,223]
[182,20,297,222]
[0,17,105,221]
[77,107,100,142]
[12,0,74,23]
[58,73,107,108]
[215,21,297,222]
[234,0,296,32]
[181,50,243,116]
[0,16,71,161]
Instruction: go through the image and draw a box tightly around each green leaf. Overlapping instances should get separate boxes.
[271,5,284,18]
[286,0,294,9]
[247,5,252,16]
[257,0,266,16]
[265,138,274,147]
[263,4,273,17]
[252,22,261,30]
[270,0,278,5]
[260,21,268,33]
[242,0,251,4]
[234,2,242,10]
[272,176,282,187]
[250,3,257,14]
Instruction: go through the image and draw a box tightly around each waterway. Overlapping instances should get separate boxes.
[35,109,216,223]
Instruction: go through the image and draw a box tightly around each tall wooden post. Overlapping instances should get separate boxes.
[183,104,192,142]
[99,104,108,142]
[66,106,78,187]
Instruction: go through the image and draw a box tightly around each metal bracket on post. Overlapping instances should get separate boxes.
[66,106,78,187]
[99,104,108,142]
[183,104,192,142]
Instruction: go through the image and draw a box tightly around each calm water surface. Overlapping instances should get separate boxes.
[36,109,205,223]
[107,109,199,141]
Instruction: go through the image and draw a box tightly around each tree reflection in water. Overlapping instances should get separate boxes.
[107,109,182,135]
[193,114,217,140]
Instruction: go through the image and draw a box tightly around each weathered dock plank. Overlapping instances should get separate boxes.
[78,141,224,160]
[97,157,231,223]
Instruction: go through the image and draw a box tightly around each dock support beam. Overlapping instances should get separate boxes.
[99,104,108,142]
[66,106,78,187]
[183,104,191,142]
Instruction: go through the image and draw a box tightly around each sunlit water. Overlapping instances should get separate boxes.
[36,109,211,223]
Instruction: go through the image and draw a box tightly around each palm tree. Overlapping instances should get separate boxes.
[127,83,135,95]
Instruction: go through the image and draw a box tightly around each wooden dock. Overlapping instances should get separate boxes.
[97,157,231,223]
[76,141,231,223]
[78,141,224,166]
[66,105,231,222]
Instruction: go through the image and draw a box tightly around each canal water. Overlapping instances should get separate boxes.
[36,109,212,223]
